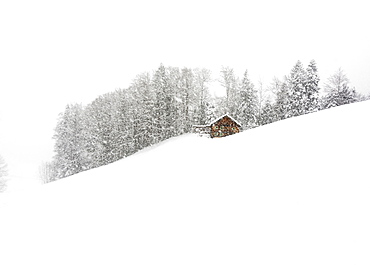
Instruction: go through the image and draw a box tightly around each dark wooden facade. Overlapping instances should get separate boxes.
[193,114,242,138]
[210,115,242,138]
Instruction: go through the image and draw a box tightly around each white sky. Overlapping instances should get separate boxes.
[0,0,369,180]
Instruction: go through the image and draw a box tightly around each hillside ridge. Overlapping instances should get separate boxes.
[1,101,369,265]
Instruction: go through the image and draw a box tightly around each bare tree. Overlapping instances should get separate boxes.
[194,68,213,124]
[219,66,238,114]
[324,68,349,94]
[256,79,269,125]
[269,77,283,97]
[322,68,357,109]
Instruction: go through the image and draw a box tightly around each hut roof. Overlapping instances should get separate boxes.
[208,114,242,127]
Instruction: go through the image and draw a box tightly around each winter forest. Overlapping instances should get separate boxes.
[38,60,369,183]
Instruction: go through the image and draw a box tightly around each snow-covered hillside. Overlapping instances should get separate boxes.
[1,101,370,265]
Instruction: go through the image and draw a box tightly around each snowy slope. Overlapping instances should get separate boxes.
[1,101,370,265]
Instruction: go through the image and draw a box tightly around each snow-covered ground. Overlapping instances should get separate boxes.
[1,101,370,265]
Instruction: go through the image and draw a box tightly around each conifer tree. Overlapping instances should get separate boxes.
[193,68,212,125]
[83,98,106,169]
[236,69,258,129]
[53,104,88,178]
[167,66,183,136]
[130,72,156,149]
[305,60,320,113]
[179,67,195,133]
[274,78,290,121]
[287,60,307,117]
[90,95,117,166]
[110,89,135,160]
[152,64,176,141]
[260,99,276,125]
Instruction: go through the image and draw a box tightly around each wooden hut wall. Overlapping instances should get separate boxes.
[211,116,241,138]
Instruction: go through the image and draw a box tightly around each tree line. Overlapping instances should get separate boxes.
[39,61,368,183]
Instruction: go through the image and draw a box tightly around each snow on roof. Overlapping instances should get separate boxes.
[207,113,242,127]
[193,114,242,128]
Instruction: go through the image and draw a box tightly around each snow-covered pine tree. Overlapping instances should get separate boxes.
[82,93,120,169]
[287,60,307,118]
[260,99,276,125]
[235,69,258,129]
[203,101,217,124]
[130,72,156,149]
[152,64,177,142]
[83,99,104,170]
[93,94,116,166]
[255,80,267,125]
[193,68,213,125]
[110,89,136,160]
[167,66,183,137]
[178,67,195,133]
[53,104,88,178]
[305,60,320,113]
[274,78,290,121]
